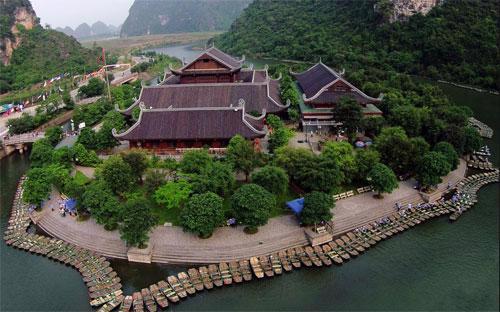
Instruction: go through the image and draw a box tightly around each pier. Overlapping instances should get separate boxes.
[3,163,498,310]
[469,117,494,138]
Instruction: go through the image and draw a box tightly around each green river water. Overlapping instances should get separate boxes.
[1,44,498,311]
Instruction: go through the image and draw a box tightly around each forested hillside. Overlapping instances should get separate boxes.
[0,1,100,93]
[120,0,251,37]
[217,0,499,90]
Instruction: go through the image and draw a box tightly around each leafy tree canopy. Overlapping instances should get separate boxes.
[416,151,451,188]
[179,149,212,174]
[226,135,258,180]
[181,192,225,238]
[231,183,275,231]
[367,163,398,196]
[98,155,135,194]
[154,179,192,210]
[251,165,289,195]
[300,191,334,225]
[433,141,459,170]
[119,194,157,248]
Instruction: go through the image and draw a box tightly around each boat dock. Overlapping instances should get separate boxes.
[469,117,494,138]
[4,166,499,310]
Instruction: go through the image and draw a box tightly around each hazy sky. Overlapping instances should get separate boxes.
[31,0,135,29]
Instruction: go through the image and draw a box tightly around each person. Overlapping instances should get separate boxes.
[408,203,412,210]
[447,181,451,189]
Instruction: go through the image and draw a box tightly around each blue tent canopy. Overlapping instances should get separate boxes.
[286,198,304,215]
[65,199,77,212]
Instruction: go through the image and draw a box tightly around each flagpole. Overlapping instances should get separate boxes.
[103,48,112,101]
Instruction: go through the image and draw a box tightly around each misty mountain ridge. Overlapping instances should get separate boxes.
[56,21,121,39]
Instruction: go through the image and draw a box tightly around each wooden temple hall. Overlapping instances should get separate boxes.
[113,47,289,153]
[292,61,383,133]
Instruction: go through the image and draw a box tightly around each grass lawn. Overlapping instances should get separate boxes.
[74,170,91,186]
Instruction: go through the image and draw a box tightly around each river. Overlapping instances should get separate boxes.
[1,44,498,311]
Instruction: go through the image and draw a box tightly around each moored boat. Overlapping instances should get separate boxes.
[198,266,214,289]
[239,259,253,281]
[259,256,274,277]
[218,262,233,285]
[277,250,293,272]
[178,272,196,295]
[188,268,205,291]
[208,264,223,287]
[167,275,187,298]
[341,235,364,253]
[321,244,343,265]
[132,291,144,312]
[140,288,157,312]
[295,246,312,267]
[304,246,323,267]
[335,239,359,257]
[328,241,350,260]
[119,295,133,312]
[98,295,124,312]
[249,257,264,279]
[347,232,371,248]
[158,280,180,303]
[286,248,301,268]
[149,284,169,309]
[228,261,243,283]
[313,245,332,266]
[269,253,283,274]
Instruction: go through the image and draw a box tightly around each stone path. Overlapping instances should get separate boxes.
[35,160,467,264]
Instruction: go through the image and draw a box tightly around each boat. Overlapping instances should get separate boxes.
[328,241,350,260]
[313,245,332,266]
[259,256,274,277]
[198,266,214,289]
[178,272,196,295]
[295,247,312,267]
[336,238,359,256]
[269,253,283,274]
[249,257,264,279]
[449,211,462,221]
[208,264,223,287]
[188,268,205,291]
[157,280,180,303]
[228,261,243,283]
[341,235,365,253]
[238,259,253,281]
[277,250,293,272]
[132,291,144,312]
[149,284,169,309]
[304,246,323,267]
[366,224,387,240]
[167,275,187,298]
[140,288,157,312]
[119,295,133,312]
[321,244,343,265]
[98,295,124,312]
[286,248,301,268]
[347,232,371,248]
[218,262,233,285]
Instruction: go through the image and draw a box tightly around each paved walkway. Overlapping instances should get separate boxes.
[34,160,467,264]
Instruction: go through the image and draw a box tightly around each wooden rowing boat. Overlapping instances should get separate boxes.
[90,290,123,307]
[132,291,144,312]
[119,295,133,312]
[321,244,343,265]
[188,268,205,291]
[259,256,274,277]
[313,245,332,266]
[208,264,223,287]
[238,259,253,281]
[277,250,293,272]
[198,266,214,289]
[149,284,168,309]
[328,241,350,260]
[336,238,359,256]
[341,235,364,253]
[229,261,243,283]
[347,232,371,248]
[366,224,387,239]
[178,272,196,295]
[218,262,232,285]
[89,283,122,298]
[269,253,283,274]
[98,294,124,312]
[157,280,179,303]
[249,257,264,279]
[286,249,301,268]
[304,246,323,267]
[140,288,156,312]
[295,246,313,267]
[167,275,187,298]
[449,211,462,221]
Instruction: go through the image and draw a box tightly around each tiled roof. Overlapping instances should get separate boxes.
[205,47,243,69]
[115,108,265,141]
[293,63,339,99]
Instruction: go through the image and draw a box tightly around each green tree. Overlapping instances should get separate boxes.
[154,179,192,210]
[333,97,363,139]
[52,146,73,168]
[77,128,98,150]
[354,148,380,181]
[226,135,258,180]
[190,161,235,197]
[416,152,452,189]
[82,180,121,230]
[231,183,275,232]
[463,126,482,154]
[180,192,225,238]
[62,91,75,110]
[433,141,459,170]
[119,195,157,248]
[361,116,385,137]
[374,127,413,175]
[71,143,100,166]
[99,155,135,194]
[144,169,166,194]
[300,191,334,225]
[367,163,398,198]
[322,141,356,183]
[121,149,148,182]
[251,165,289,195]
[388,105,424,137]
[23,167,51,206]
[78,77,105,98]
[179,149,212,174]
[44,126,63,146]
[268,126,294,152]
[30,139,54,167]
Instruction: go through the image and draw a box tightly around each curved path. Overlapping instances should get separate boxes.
[34,161,467,264]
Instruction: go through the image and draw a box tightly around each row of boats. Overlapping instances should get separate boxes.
[4,168,499,311]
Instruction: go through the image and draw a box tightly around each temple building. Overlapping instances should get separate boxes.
[292,62,383,133]
[113,47,288,153]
